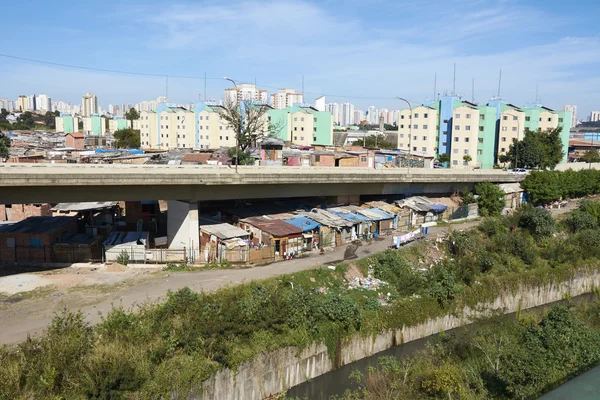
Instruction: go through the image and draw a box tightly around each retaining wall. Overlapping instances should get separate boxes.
[197,270,600,400]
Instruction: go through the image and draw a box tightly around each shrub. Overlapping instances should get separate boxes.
[475,182,505,217]
[424,263,461,307]
[116,251,130,266]
[564,210,597,233]
[478,217,509,237]
[517,206,556,238]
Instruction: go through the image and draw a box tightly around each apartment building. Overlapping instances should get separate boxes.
[563,104,578,128]
[82,93,98,117]
[107,117,128,133]
[397,106,439,156]
[268,105,333,146]
[398,96,571,168]
[271,89,303,109]
[55,115,80,134]
[82,116,106,136]
[224,84,268,105]
[17,95,28,112]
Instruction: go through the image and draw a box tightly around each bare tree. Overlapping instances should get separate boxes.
[217,99,281,151]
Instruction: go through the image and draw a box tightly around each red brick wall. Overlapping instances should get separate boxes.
[66,135,85,150]
[338,157,359,167]
[313,155,335,167]
[0,204,52,222]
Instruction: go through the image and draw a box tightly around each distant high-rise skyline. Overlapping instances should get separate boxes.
[81,93,98,117]
[563,104,578,127]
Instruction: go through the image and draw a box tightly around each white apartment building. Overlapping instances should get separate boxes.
[82,93,98,117]
[271,89,303,109]
[353,109,365,124]
[224,84,268,105]
[314,96,326,112]
[367,106,378,124]
[0,99,14,112]
[563,105,578,128]
[327,103,341,125]
[342,103,355,126]
[53,101,72,114]
[591,111,600,122]
[36,94,51,112]
[27,95,36,111]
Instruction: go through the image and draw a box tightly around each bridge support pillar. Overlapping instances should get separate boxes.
[167,200,199,252]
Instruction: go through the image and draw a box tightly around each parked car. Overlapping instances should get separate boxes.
[510,168,528,175]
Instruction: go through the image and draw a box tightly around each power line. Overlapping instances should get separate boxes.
[0,52,410,103]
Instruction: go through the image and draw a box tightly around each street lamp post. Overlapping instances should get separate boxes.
[224,77,240,173]
[505,113,520,169]
[396,97,412,171]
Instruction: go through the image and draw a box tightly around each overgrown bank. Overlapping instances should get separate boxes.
[2,202,600,399]
[334,299,600,400]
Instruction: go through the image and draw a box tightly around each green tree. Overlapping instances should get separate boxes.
[521,170,563,204]
[113,128,141,149]
[17,111,35,127]
[463,154,472,167]
[459,187,476,205]
[437,153,450,164]
[506,128,564,169]
[125,107,140,129]
[226,147,254,165]
[0,133,10,160]
[351,134,395,149]
[581,149,600,163]
[475,182,505,217]
[44,111,57,129]
[564,210,597,233]
[498,153,510,164]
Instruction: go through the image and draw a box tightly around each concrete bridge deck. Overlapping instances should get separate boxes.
[0,165,523,203]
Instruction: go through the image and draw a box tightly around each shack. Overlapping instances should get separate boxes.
[103,231,149,262]
[199,221,250,263]
[299,208,354,247]
[283,217,321,250]
[396,196,447,227]
[499,183,525,211]
[354,207,396,235]
[239,217,302,259]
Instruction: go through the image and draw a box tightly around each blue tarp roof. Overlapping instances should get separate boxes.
[428,203,447,213]
[95,149,144,154]
[283,217,320,232]
[328,210,370,223]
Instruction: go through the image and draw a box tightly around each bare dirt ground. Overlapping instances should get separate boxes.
[0,202,579,346]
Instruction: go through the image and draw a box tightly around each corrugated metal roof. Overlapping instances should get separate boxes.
[241,217,302,237]
[499,183,523,194]
[356,208,394,221]
[0,216,76,234]
[103,231,149,247]
[52,201,118,212]
[299,208,355,228]
[200,223,249,240]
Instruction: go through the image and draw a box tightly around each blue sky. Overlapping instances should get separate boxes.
[2,0,600,117]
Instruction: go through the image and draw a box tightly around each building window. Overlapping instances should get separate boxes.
[478,138,483,143]
[182,144,186,148]
[477,149,482,155]
[206,126,208,130]
[400,124,404,129]
[548,117,552,122]
[424,113,428,118]
[414,113,419,118]
[314,118,317,122]
[315,155,321,162]
[413,124,418,129]
[361,156,367,162]
[413,146,417,151]
[466,114,471,119]
[177,125,180,129]
[455,114,460,119]
[465,137,470,142]
[503,116,508,120]
[502,137,506,142]
[226,136,229,140]
[219,136,222,140]
[512,116,518,120]
[313,136,317,141]
[294,117,297,121]
[301,117,304,121]
[423,125,428,129]
[453,149,458,153]
[400,134,404,138]
[443,119,448,123]
[294,127,297,131]
[464,149,468,154]
[413,135,417,140]
[442,142,447,146]
[443,131,447,135]
[294,136,297,140]
[219,126,222,130]
[463,160,468,165]
[480,115,485,120]
[455,125,460,130]
[177,116,180,120]
[422,136,427,140]
[454,137,459,142]
[422,147,426,152]
[512,127,517,131]
[539,118,542,121]
[199,126,203,130]
[30,238,42,248]
[453,160,458,165]
[301,127,304,131]
[525,116,531,121]
[501,147,506,152]
[161,125,163,129]
[559,118,564,123]
[465,126,471,131]
[502,126,507,131]
[401,115,404,119]
[6,238,15,248]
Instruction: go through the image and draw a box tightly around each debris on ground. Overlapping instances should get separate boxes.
[313,287,329,295]
[346,275,388,291]
[105,263,127,273]
[327,265,336,270]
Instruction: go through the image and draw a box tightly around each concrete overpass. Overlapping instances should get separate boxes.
[0,164,522,204]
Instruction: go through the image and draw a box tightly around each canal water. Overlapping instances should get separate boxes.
[286,293,597,400]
